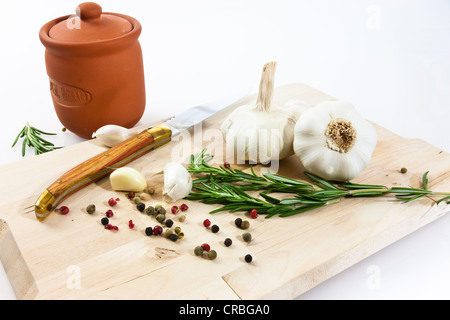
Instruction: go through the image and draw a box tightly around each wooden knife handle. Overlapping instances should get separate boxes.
[34,125,172,221]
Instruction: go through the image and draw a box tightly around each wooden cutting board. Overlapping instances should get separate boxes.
[1,83,449,300]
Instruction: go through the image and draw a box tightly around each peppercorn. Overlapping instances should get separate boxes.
[208,250,217,260]
[156,206,166,216]
[224,238,232,247]
[250,209,258,219]
[147,187,155,195]
[126,191,135,199]
[211,224,219,233]
[243,232,252,242]
[171,206,179,214]
[128,220,135,229]
[156,213,166,223]
[133,197,142,204]
[164,229,173,238]
[105,209,114,218]
[145,206,155,216]
[108,198,117,206]
[203,219,211,228]
[178,214,186,222]
[244,254,253,263]
[86,204,96,214]
[194,246,203,256]
[177,232,184,239]
[136,202,145,212]
[240,220,250,230]
[139,192,148,201]
[234,217,242,227]
[169,233,179,242]
[400,167,408,174]
[145,227,153,236]
[101,217,109,226]
[201,243,210,252]
[58,206,69,215]
[180,203,189,211]
[165,219,174,228]
[153,225,163,235]
[174,226,181,234]
[224,161,231,169]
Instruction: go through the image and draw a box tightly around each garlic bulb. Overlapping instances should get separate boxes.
[110,167,147,192]
[293,100,377,181]
[92,125,136,147]
[162,162,193,202]
[220,61,303,163]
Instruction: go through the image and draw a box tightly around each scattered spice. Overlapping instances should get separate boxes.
[156,213,166,223]
[164,229,173,238]
[171,206,179,214]
[169,233,179,242]
[106,209,114,218]
[58,206,70,215]
[244,254,253,263]
[203,219,211,228]
[108,198,118,206]
[177,232,184,239]
[126,191,135,199]
[178,214,186,222]
[133,197,142,204]
[101,217,109,226]
[145,227,153,236]
[243,232,252,242]
[128,220,135,229]
[224,161,231,169]
[240,220,250,230]
[224,238,232,247]
[174,226,181,234]
[211,224,219,233]
[201,243,210,252]
[234,218,242,227]
[208,250,217,260]
[155,205,166,215]
[86,204,96,214]
[180,203,189,211]
[139,192,148,201]
[400,167,408,174]
[136,202,145,212]
[153,225,163,235]
[194,246,203,256]
[250,209,258,219]
[165,219,174,228]
[145,206,155,215]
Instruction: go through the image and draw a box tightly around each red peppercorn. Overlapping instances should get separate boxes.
[201,243,210,252]
[128,220,135,229]
[113,225,119,231]
[180,203,189,211]
[58,206,69,215]
[250,209,258,219]
[203,219,211,228]
[108,198,117,206]
[105,224,112,230]
[105,209,114,218]
[153,225,163,235]
[171,206,179,214]
[224,161,231,169]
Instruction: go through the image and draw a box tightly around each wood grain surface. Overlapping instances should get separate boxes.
[0,83,449,299]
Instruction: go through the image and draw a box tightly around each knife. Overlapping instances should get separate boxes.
[33,90,248,221]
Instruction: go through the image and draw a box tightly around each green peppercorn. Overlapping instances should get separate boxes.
[243,232,252,242]
[208,250,217,260]
[136,202,145,212]
[400,167,408,174]
[156,213,166,223]
[86,204,96,214]
[145,206,155,215]
[147,187,155,195]
[178,214,186,222]
[133,197,142,204]
[164,228,173,238]
[224,238,232,247]
[240,220,250,230]
[177,232,184,239]
[174,226,181,234]
[156,206,166,215]
[169,233,178,242]
[194,246,203,256]
[155,204,162,210]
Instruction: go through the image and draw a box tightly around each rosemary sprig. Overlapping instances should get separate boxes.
[12,122,62,156]
[186,148,450,218]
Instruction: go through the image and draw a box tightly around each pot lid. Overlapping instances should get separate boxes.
[49,2,133,42]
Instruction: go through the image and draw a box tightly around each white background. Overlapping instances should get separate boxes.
[0,0,449,300]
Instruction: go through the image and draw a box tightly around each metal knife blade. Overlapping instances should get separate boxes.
[33,89,248,221]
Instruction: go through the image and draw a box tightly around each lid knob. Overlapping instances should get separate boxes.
[77,2,102,21]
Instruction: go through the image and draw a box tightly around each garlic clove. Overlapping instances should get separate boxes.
[110,167,147,192]
[92,124,136,147]
[284,99,311,119]
[162,162,192,203]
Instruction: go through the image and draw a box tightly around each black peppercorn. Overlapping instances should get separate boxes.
[168,233,178,242]
[136,202,145,212]
[224,238,232,247]
[101,217,109,226]
[211,224,219,233]
[244,254,253,263]
[165,219,174,228]
[235,217,242,227]
[145,227,153,236]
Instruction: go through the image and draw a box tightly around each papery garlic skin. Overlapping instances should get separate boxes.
[110,167,147,192]
[293,100,377,181]
[220,61,304,163]
[163,162,193,202]
[92,125,135,147]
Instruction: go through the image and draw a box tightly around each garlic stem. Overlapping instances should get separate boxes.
[256,61,277,112]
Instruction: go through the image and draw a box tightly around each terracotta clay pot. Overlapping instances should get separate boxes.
[39,2,145,139]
